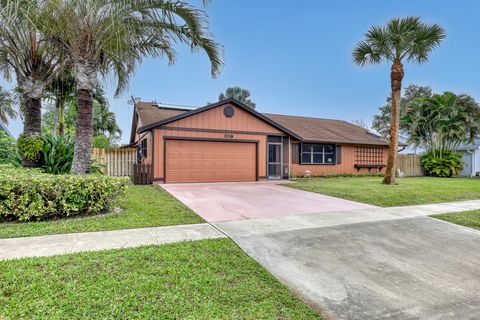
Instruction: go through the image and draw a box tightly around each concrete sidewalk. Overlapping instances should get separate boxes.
[1,199,479,261]
[0,223,226,260]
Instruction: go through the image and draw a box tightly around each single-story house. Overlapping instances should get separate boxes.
[458,139,480,177]
[130,99,390,183]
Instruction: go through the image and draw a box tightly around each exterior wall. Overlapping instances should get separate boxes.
[150,104,284,181]
[290,144,388,176]
[139,131,153,165]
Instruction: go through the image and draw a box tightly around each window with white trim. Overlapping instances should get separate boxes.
[300,143,335,164]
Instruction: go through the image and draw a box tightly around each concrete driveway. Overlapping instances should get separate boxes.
[161,181,375,222]
[216,213,480,320]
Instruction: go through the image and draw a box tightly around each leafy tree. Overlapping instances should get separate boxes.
[0,86,15,125]
[218,86,256,109]
[92,134,111,148]
[372,84,432,138]
[353,17,446,184]
[37,0,223,174]
[0,1,64,167]
[402,91,480,157]
[0,129,16,164]
[351,119,368,129]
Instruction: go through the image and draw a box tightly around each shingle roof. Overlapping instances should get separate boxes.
[136,102,188,127]
[263,113,390,146]
[134,101,390,146]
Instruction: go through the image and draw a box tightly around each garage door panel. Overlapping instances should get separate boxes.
[166,140,256,183]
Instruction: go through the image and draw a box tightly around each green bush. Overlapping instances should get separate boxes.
[93,134,111,148]
[0,165,129,222]
[421,152,464,177]
[40,134,75,174]
[17,134,43,161]
[0,131,17,165]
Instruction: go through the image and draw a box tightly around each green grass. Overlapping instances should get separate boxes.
[432,210,480,230]
[0,185,203,239]
[287,176,480,207]
[0,239,320,320]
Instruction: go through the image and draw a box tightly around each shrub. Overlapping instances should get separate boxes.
[421,152,463,177]
[93,134,111,148]
[0,165,129,222]
[0,131,17,165]
[40,134,75,174]
[17,134,43,161]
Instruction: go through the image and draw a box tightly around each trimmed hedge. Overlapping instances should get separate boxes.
[0,165,129,222]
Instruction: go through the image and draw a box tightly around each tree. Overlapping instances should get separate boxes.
[0,86,15,125]
[372,84,432,138]
[37,0,223,174]
[351,119,368,129]
[402,91,480,157]
[0,1,63,167]
[353,17,445,184]
[218,86,256,109]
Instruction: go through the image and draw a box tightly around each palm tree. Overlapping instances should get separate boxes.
[0,1,63,167]
[0,86,15,125]
[353,17,445,184]
[37,0,223,174]
[45,69,76,136]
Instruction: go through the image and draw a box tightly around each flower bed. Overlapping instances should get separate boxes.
[0,165,129,222]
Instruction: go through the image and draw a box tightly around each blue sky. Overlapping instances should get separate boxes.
[4,0,480,144]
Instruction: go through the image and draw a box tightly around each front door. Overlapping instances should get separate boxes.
[268,142,282,179]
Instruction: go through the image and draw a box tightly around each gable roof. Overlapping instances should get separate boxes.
[132,99,390,146]
[263,113,390,146]
[137,99,301,139]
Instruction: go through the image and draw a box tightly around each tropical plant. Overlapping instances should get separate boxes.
[402,91,480,157]
[218,86,256,109]
[92,134,111,148]
[372,84,432,138]
[36,0,223,174]
[353,17,446,184]
[0,1,64,167]
[40,133,75,174]
[421,152,463,177]
[0,86,15,125]
[44,69,76,135]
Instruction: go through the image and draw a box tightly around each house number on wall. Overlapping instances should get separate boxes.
[224,133,234,138]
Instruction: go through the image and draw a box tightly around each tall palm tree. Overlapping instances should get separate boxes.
[353,17,445,184]
[0,86,15,125]
[37,0,223,174]
[45,68,76,136]
[0,1,63,167]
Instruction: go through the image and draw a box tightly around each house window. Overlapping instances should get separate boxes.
[300,143,335,164]
[138,139,147,160]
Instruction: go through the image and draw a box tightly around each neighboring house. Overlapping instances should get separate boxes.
[0,122,12,138]
[130,99,390,183]
[457,139,480,177]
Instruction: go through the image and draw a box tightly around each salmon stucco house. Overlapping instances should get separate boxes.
[130,99,390,183]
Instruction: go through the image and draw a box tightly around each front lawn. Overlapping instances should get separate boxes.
[288,176,480,207]
[432,210,480,230]
[0,238,320,319]
[0,185,203,239]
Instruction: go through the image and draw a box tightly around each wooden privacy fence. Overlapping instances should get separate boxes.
[397,154,423,176]
[132,164,153,185]
[92,148,137,177]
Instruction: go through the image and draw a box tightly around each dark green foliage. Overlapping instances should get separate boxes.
[40,134,75,174]
[16,134,44,161]
[421,152,463,177]
[218,86,256,109]
[0,165,128,222]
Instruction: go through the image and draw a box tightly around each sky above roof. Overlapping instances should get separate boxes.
[3,0,480,144]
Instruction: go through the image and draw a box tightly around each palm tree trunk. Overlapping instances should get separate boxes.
[383,59,404,185]
[71,89,93,174]
[22,95,42,167]
[58,96,65,136]
[53,90,61,135]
